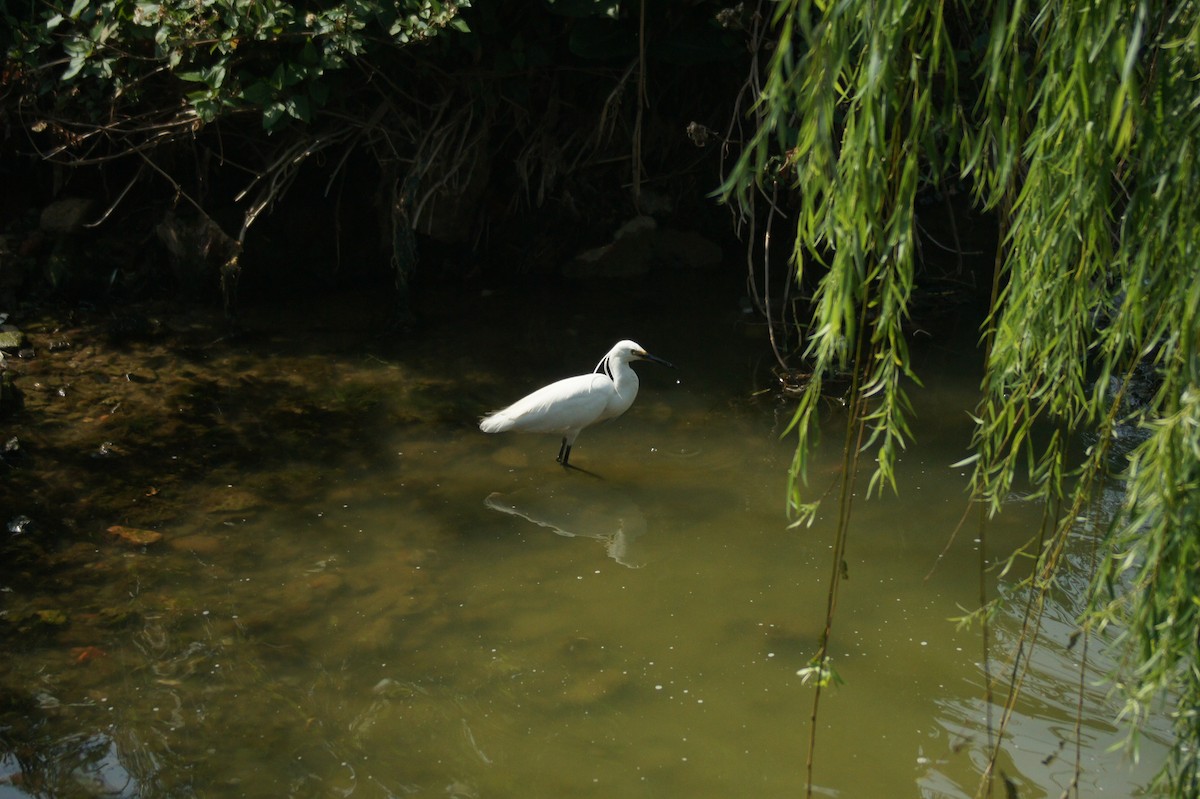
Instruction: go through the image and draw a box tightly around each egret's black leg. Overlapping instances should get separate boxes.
[557,438,572,466]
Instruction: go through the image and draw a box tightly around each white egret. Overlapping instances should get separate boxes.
[479,340,672,466]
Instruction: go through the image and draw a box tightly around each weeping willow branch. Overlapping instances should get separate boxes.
[801,289,873,795]
[724,0,1200,795]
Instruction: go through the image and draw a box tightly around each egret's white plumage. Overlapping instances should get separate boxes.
[479,340,672,465]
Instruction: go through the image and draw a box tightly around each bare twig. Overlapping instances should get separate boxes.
[83,162,146,228]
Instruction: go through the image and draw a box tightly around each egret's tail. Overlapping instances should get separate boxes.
[479,411,514,433]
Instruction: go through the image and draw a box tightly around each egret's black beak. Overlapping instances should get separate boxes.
[637,350,674,369]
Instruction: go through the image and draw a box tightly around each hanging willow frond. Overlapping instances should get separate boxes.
[724,0,955,520]
[724,0,1200,795]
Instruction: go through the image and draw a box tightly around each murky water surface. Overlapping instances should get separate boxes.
[1,276,1171,797]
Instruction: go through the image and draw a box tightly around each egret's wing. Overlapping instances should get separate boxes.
[481,374,611,434]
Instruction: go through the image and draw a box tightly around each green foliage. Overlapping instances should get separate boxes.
[725,0,1200,795]
[724,0,952,517]
[1099,388,1200,792]
[5,0,470,131]
[795,655,843,688]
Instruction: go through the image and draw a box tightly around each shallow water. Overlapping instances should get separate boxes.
[0,275,1171,797]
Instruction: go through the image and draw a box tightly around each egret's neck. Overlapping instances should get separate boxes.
[608,357,641,409]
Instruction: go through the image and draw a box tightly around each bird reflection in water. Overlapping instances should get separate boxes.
[484,481,647,568]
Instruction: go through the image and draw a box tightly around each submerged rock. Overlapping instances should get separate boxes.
[0,327,26,350]
[107,525,164,546]
[105,313,164,345]
[70,645,108,665]
[39,197,95,234]
[6,515,33,535]
[564,216,723,278]
[155,209,239,293]
[96,607,140,628]
[33,609,69,627]
[3,609,71,636]
[0,373,23,417]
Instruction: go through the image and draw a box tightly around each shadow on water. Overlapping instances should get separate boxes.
[0,278,1174,798]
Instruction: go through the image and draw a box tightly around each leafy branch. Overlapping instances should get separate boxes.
[724,0,1200,795]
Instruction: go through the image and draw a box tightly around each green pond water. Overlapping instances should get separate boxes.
[0,275,1172,798]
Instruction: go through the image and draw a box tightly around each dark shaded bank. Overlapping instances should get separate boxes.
[1,0,753,325]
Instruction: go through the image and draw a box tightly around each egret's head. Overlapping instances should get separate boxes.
[612,340,673,368]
